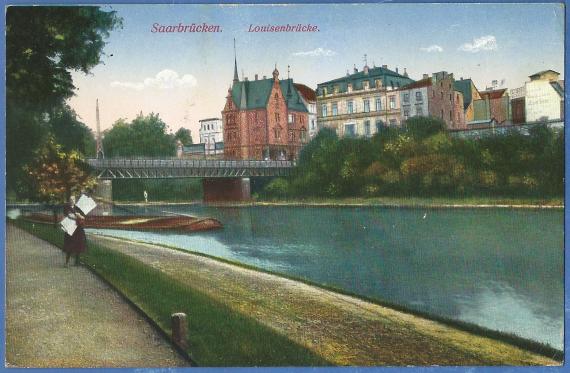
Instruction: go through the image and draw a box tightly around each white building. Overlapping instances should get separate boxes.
[198,117,223,155]
[399,78,430,122]
[294,83,318,138]
[524,70,564,123]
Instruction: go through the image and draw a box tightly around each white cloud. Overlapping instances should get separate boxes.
[420,45,443,53]
[292,47,336,57]
[110,69,198,91]
[458,35,498,53]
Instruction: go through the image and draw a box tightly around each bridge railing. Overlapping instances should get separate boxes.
[86,158,295,169]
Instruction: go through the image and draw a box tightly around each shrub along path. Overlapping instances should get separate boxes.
[88,233,559,366]
[5,225,188,368]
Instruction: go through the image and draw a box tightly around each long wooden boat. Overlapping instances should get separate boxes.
[24,213,223,232]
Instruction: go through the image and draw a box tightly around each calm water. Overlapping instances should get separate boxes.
[87,204,564,349]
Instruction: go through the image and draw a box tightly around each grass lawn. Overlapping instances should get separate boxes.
[13,220,330,367]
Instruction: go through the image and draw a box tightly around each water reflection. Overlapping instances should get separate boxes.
[87,204,563,349]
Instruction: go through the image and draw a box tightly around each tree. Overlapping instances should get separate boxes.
[25,136,97,204]
[404,116,446,139]
[50,105,96,156]
[6,6,122,196]
[103,113,176,157]
[174,127,193,145]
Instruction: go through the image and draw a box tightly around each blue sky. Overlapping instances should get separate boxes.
[68,3,564,138]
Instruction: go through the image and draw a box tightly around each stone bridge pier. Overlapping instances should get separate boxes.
[202,178,251,203]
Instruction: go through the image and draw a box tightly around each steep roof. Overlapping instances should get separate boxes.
[230,77,308,112]
[317,65,414,94]
[294,83,316,102]
[401,78,432,90]
[454,79,477,110]
[479,88,508,100]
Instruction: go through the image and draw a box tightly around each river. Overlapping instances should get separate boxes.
[86,204,564,349]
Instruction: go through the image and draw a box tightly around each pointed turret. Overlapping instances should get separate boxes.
[233,38,239,84]
[286,65,292,101]
[95,99,104,159]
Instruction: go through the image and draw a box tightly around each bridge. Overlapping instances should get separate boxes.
[86,158,296,202]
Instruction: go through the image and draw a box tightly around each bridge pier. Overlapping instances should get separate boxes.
[202,178,251,203]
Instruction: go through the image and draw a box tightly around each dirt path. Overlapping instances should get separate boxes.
[88,234,559,366]
[5,225,188,368]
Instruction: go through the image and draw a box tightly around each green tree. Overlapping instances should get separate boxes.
[50,105,96,156]
[103,113,176,157]
[174,127,193,145]
[404,116,446,140]
[6,6,122,195]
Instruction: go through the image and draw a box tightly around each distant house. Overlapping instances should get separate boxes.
[399,72,465,129]
[199,118,223,156]
[222,59,309,160]
[316,64,414,137]
[473,88,511,124]
[525,70,564,123]
[294,83,318,139]
[454,78,482,123]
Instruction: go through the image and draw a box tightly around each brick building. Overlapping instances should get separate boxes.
[454,78,482,123]
[222,59,310,160]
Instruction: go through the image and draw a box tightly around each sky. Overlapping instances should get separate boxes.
[67,3,565,139]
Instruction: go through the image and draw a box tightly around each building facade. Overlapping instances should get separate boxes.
[399,72,465,129]
[473,88,511,124]
[454,78,482,123]
[524,70,564,122]
[294,83,318,139]
[198,118,223,155]
[316,64,414,137]
[222,62,309,160]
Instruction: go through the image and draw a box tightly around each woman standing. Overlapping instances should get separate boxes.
[63,195,87,267]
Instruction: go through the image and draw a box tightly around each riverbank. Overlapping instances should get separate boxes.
[13,220,560,366]
[108,196,563,208]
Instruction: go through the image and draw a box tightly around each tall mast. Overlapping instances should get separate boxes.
[96,99,104,159]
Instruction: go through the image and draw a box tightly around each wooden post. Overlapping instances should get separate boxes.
[171,312,188,349]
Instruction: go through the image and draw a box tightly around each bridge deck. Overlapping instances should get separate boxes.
[86,159,295,179]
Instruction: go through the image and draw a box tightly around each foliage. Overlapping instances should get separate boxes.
[265,119,563,199]
[103,113,176,157]
[112,179,203,202]
[24,137,97,203]
[174,127,193,145]
[6,6,121,195]
[50,104,96,156]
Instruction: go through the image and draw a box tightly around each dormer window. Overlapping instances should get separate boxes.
[363,81,369,90]
[347,83,352,92]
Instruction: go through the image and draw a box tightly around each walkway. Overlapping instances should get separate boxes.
[88,233,559,366]
[5,225,188,368]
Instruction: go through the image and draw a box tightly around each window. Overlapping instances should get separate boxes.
[300,129,307,142]
[389,96,396,110]
[449,93,452,102]
[416,91,422,101]
[347,100,354,114]
[332,102,338,116]
[311,119,316,130]
[289,131,295,141]
[274,129,280,139]
[334,85,340,94]
[363,81,369,90]
[375,97,381,111]
[363,99,370,113]
[321,104,328,117]
[288,114,293,123]
[404,109,410,119]
[364,120,371,136]
[375,120,384,133]
[347,83,352,92]
[344,124,356,138]
[441,109,444,119]
[403,93,410,103]
[450,111,452,120]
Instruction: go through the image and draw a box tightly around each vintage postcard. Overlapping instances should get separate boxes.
[4,1,565,369]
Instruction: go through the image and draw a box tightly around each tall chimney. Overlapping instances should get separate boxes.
[382,64,388,69]
[395,67,399,74]
[255,74,258,80]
